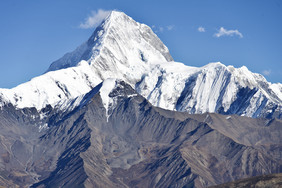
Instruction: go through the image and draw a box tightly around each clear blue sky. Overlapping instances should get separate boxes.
[0,0,281,88]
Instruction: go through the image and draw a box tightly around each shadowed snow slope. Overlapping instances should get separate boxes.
[0,11,281,119]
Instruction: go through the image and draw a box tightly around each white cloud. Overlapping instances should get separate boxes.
[214,27,243,38]
[167,25,174,31]
[262,69,271,76]
[198,26,205,32]
[152,25,174,33]
[79,9,111,29]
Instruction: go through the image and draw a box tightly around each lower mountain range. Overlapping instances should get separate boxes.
[211,173,282,188]
[0,79,281,187]
[0,11,281,187]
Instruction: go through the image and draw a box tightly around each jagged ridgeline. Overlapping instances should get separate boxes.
[0,11,281,188]
[0,11,281,118]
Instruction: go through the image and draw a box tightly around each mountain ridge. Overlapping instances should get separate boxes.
[0,79,280,187]
[0,10,281,119]
[47,11,173,72]
[0,10,281,188]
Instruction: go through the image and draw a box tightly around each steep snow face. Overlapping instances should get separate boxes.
[136,61,200,110]
[136,62,282,118]
[47,11,172,85]
[270,83,282,100]
[0,61,102,109]
[0,11,281,119]
[0,11,172,110]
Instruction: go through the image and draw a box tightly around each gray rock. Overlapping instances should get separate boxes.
[0,80,281,187]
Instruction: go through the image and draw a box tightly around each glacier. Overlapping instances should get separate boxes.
[0,10,281,119]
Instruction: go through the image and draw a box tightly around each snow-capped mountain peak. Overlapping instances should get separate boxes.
[0,10,173,110]
[0,11,281,119]
[47,10,173,74]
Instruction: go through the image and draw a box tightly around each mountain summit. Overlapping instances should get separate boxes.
[0,11,281,188]
[0,11,281,118]
[47,11,173,73]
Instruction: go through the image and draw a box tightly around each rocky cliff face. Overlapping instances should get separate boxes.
[0,11,281,188]
[0,80,281,187]
[210,173,282,188]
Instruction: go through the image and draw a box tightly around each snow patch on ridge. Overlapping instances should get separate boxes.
[270,83,282,100]
[0,60,102,110]
[100,78,117,121]
[39,123,48,132]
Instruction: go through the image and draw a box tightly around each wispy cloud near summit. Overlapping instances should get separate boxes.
[214,27,243,38]
[198,26,205,32]
[262,69,271,76]
[79,9,111,29]
[152,25,174,33]
[167,25,174,31]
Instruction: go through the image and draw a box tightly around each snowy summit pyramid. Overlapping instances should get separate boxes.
[1,11,282,188]
[47,11,173,75]
[0,11,172,109]
[0,11,281,119]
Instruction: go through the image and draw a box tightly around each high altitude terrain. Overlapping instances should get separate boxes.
[210,173,282,188]
[0,11,281,188]
[0,11,281,119]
